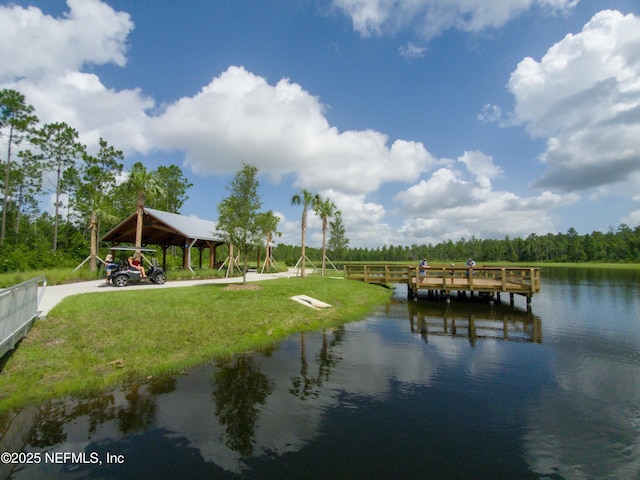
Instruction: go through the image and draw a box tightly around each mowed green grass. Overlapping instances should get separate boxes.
[0,277,392,412]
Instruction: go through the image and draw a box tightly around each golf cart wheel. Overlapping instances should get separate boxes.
[113,274,128,287]
[154,273,166,285]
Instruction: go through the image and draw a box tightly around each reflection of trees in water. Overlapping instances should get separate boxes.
[318,327,344,382]
[256,342,280,357]
[29,395,116,447]
[289,332,318,399]
[117,380,158,434]
[29,402,72,447]
[147,375,177,395]
[211,355,273,457]
[290,327,345,400]
[24,374,177,447]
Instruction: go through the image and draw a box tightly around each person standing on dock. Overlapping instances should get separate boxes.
[466,258,476,277]
[419,259,428,282]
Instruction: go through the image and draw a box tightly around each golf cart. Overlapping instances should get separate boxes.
[106,247,167,287]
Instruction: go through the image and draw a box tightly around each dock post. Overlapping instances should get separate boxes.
[510,293,515,307]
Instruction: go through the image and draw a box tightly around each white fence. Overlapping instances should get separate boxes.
[0,276,46,359]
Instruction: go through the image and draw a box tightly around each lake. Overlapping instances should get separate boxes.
[1,266,639,479]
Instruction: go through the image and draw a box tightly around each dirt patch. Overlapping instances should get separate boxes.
[223,284,264,291]
[44,338,65,348]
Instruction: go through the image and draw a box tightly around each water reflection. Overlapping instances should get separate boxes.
[290,329,344,400]
[404,300,542,344]
[19,375,176,448]
[0,375,178,479]
[2,267,640,479]
[212,355,273,457]
[521,267,640,479]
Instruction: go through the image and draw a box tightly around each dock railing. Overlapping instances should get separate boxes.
[344,264,541,298]
[0,276,47,358]
[410,266,541,293]
[343,264,413,285]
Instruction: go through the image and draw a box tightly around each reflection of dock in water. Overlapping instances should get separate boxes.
[405,302,542,344]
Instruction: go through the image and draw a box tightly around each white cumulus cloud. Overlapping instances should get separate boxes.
[0,0,152,153]
[148,66,436,194]
[332,0,579,39]
[508,10,640,192]
[394,152,578,243]
[0,0,133,80]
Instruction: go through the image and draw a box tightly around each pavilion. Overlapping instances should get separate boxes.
[100,208,224,270]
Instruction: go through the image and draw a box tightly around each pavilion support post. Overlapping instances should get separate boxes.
[161,246,168,271]
[208,241,215,269]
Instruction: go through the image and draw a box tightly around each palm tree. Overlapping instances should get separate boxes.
[314,196,339,276]
[128,162,162,247]
[258,210,281,271]
[291,189,320,278]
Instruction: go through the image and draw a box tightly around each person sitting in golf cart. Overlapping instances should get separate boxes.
[128,253,147,277]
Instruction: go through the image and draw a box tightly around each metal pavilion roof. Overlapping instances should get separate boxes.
[101,208,223,248]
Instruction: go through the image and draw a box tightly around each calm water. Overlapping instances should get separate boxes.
[1,267,640,479]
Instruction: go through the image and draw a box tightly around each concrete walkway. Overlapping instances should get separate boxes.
[37,269,301,319]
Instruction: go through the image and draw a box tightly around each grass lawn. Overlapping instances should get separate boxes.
[0,276,392,413]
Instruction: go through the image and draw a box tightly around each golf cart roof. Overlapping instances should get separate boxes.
[108,246,157,252]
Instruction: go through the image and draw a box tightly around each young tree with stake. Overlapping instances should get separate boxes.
[217,163,263,284]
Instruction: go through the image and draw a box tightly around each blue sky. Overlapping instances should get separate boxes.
[1,0,639,248]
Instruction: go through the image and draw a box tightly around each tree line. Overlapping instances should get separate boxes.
[0,89,191,272]
[278,225,640,265]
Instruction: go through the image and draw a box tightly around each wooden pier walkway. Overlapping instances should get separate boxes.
[344,264,541,304]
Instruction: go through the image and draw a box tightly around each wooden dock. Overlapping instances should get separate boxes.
[344,264,541,305]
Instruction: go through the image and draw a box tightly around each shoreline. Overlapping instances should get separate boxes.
[1,276,392,413]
